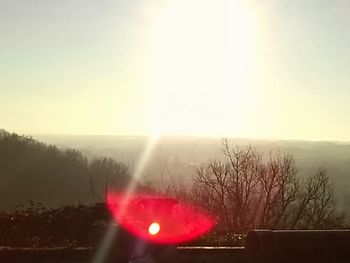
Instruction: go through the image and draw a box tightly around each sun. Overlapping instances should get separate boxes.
[151,0,256,137]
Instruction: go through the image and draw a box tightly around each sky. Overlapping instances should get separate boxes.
[1,0,350,140]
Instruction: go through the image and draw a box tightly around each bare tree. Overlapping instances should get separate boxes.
[192,139,344,233]
[290,168,344,229]
[194,139,262,233]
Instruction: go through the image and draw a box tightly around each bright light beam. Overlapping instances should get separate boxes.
[91,135,160,263]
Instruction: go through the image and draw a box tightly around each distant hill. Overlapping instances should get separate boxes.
[32,134,350,214]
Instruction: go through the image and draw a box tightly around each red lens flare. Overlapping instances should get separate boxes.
[106,192,215,244]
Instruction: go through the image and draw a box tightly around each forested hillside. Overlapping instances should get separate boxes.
[0,130,129,210]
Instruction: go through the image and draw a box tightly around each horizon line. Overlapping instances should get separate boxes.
[2,128,350,144]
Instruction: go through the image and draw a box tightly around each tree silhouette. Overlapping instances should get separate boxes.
[190,139,344,233]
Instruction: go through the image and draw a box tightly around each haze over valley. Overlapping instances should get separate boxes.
[1,131,349,218]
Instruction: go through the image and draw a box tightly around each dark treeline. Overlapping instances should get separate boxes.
[0,130,130,210]
[0,202,109,247]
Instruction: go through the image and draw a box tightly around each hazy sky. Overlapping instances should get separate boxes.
[1,0,350,140]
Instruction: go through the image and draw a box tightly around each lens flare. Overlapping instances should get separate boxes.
[107,192,215,244]
[148,222,160,235]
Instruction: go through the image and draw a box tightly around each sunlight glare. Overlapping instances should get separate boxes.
[152,0,256,137]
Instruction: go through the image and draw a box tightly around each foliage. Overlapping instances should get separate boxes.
[0,202,110,247]
[189,231,245,247]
